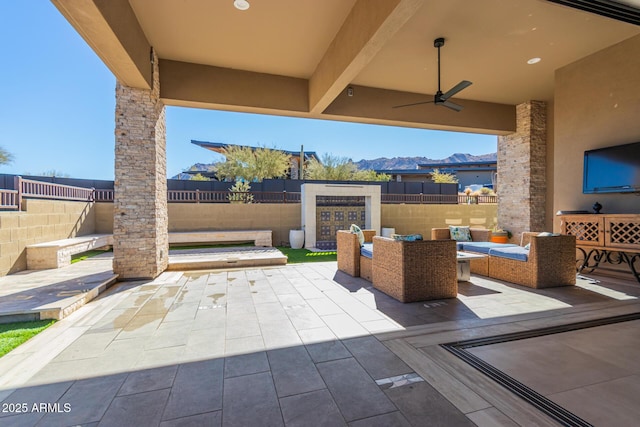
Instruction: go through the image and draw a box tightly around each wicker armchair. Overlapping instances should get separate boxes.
[488,233,576,288]
[431,227,491,275]
[372,236,457,302]
[336,229,376,277]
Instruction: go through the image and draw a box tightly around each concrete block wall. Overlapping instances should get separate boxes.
[381,204,498,239]
[0,199,96,276]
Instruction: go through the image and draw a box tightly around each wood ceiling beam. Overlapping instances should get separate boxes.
[51,0,152,89]
[159,60,309,114]
[308,0,423,114]
[322,85,517,135]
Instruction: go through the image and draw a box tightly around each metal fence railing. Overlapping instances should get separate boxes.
[2,177,498,209]
[0,189,18,210]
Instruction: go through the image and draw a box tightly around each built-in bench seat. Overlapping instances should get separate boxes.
[168,230,272,247]
[27,230,273,270]
[27,234,114,270]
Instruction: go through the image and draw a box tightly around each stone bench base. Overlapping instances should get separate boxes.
[27,234,114,270]
[26,230,273,270]
[168,230,272,247]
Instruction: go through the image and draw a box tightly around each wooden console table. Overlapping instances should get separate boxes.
[559,214,640,282]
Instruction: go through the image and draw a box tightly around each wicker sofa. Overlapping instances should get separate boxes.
[488,232,576,289]
[432,227,576,288]
[431,227,494,275]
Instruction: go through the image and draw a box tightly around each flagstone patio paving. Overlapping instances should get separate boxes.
[0,259,638,426]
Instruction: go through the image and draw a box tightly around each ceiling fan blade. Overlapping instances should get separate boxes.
[441,80,472,100]
[392,100,435,109]
[440,100,464,112]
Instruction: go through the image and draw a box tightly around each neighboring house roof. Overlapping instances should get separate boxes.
[191,140,320,162]
[417,161,497,168]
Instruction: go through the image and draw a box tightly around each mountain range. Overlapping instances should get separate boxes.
[354,152,497,170]
[173,152,497,179]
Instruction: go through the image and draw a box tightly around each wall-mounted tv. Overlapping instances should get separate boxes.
[583,141,640,194]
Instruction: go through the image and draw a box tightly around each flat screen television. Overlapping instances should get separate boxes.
[583,141,640,194]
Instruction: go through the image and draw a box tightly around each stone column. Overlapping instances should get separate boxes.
[497,101,547,242]
[113,50,168,279]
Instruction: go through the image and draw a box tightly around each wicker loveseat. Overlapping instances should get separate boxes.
[432,227,576,289]
[371,236,457,302]
[488,232,576,289]
[431,227,498,275]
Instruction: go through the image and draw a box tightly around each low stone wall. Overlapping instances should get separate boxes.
[0,199,96,276]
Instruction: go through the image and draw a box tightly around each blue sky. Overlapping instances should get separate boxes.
[0,2,496,181]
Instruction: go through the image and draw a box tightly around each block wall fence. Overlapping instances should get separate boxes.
[1,200,497,277]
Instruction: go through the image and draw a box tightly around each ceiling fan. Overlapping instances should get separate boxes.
[393,37,472,112]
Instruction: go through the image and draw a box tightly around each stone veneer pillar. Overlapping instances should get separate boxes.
[497,101,547,242]
[113,51,168,279]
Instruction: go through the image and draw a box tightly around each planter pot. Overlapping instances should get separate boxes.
[490,232,508,244]
[289,230,305,249]
[381,227,396,238]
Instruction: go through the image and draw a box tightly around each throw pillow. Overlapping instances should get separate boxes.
[350,224,365,246]
[538,232,561,237]
[449,225,472,242]
[391,234,423,241]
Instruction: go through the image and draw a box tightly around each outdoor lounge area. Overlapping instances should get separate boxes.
[337,226,578,304]
[1,0,639,426]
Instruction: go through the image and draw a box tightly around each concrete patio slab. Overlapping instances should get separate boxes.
[0,258,638,426]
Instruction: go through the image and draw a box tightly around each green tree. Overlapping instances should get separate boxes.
[190,173,211,181]
[216,146,291,182]
[0,146,13,165]
[430,168,458,184]
[305,154,390,182]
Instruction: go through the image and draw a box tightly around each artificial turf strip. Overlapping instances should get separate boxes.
[0,320,56,358]
[71,250,111,264]
[277,247,337,263]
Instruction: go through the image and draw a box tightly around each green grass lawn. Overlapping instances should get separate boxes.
[71,249,111,263]
[70,243,337,264]
[0,320,56,358]
[277,247,337,263]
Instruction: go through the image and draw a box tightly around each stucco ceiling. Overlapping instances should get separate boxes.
[126,0,639,105]
[52,0,640,133]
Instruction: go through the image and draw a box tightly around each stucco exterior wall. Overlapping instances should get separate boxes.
[553,33,640,230]
[0,200,96,276]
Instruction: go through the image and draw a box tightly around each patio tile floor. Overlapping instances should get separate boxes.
[0,259,638,426]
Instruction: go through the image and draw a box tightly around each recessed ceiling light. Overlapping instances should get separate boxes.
[234,0,250,11]
[527,57,541,65]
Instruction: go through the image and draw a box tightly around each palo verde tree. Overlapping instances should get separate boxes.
[430,168,458,184]
[216,145,291,182]
[304,154,390,182]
